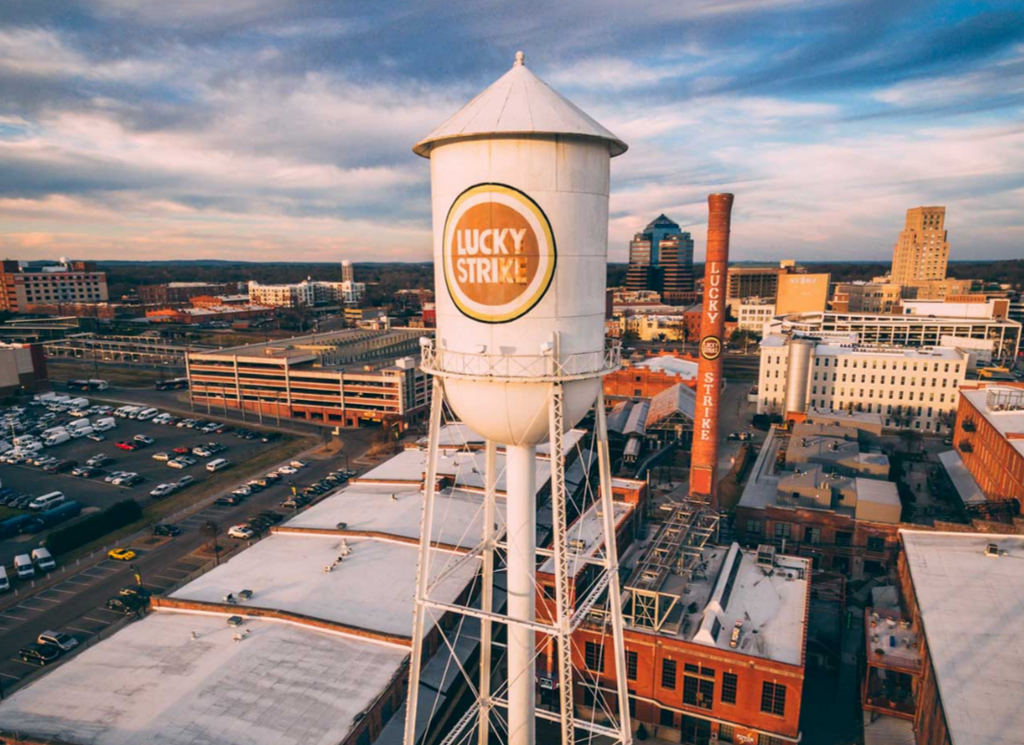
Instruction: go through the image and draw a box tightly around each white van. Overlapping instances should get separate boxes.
[41,426,68,439]
[69,426,94,439]
[13,435,39,447]
[136,408,158,421]
[44,431,71,446]
[206,458,230,472]
[115,406,139,418]
[93,417,116,432]
[66,418,91,431]
[31,548,56,572]
[13,554,34,579]
[67,397,90,409]
[0,566,9,592]
[29,492,65,511]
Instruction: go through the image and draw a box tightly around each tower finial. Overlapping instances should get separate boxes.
[514,50,525,67]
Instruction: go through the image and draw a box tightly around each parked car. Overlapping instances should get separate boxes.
[176,475,195,488]
[19,642,61,666]
[73,466,101,478]
[278,465,298,475]
[104,470,129,483]
[228,525,254,540]
[150,483,177,498]
[87,454,112,467]
[153,523,182,537]
[290,460,308,469]
[232,486,252,497]
[152,452,171,462]
[115,441,138,451]
[120,585,152,601]
[86,433,106,442]
[37,631,78,652]
[133,434,154,446]
[108,547,136,561]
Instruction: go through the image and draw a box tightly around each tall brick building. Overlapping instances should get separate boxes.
[0,259,108,312]
[890,206,950,287]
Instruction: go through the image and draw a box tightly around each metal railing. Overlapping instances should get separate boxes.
[418,337,621,382]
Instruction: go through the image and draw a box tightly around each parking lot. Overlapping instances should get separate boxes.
[0,402,291,567]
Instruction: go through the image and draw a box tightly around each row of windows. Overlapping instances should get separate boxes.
[746,521,886,551]
[586,643,785,716]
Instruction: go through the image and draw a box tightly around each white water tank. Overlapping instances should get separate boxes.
[414,51,627,446]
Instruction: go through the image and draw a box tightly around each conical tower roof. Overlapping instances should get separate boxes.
[413,51,627,158]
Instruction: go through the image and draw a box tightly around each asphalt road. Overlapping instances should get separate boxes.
[0,434,374,697]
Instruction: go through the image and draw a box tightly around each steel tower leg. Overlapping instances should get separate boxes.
[478,439,497,745]
[595,389,634,745]
[506,443,537,745]
[547,383,575,745]
[404,376,445,745]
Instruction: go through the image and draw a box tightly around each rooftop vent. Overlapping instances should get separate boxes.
[985,543,1004,558]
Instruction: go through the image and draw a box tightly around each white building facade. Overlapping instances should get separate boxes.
[735,297,776,333]
[758,334,967,433]
[248,279,364,308]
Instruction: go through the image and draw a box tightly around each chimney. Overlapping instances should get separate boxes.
[690,193,734,507]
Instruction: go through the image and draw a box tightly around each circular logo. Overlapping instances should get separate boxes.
[443,183,556,324]
[700,335,722,361]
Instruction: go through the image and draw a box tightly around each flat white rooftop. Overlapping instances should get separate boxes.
[171,532,476,639]
[691,544,810,667]
[359,446,552,494]
[0,613,407,745]
[961,386,1024,439]
[284,482,506,549]
[635,355,698,379]
[901,530,1024,745]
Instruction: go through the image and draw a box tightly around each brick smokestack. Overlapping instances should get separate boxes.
[690,193,733,507]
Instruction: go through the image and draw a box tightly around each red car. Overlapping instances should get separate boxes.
[115,441,139,451]
[173,446,191,455]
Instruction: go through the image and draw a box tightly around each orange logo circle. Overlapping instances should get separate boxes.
[443,183,556,324]
[700,335,722,360]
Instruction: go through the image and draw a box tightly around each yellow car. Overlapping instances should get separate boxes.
[108,548,136,561]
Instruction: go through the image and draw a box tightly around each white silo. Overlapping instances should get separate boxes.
[406,52,632,745]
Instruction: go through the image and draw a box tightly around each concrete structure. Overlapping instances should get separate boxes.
[186,329,429,428]
[411,51,632,745]
[726,265,780,303]
[735,297,776,333]
[735,420,906,578]
[901,297,1011,320]
[758,334,967,432]
[0,259,108,312]
[884,530,1024,744]
[890,206,950,287]
[137,281,237,307]
[0,342,48,394]
[952,383,1024,502]
[831,281,902,315]
[767,309,1021,360]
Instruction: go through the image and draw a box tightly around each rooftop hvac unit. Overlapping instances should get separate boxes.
[756,544,777,567]
[985,543,1003,558]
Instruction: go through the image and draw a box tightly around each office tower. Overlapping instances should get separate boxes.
[890,206,950,286]
[625,214,692,297]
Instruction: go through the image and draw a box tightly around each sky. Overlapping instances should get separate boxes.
[0,0,1022,265]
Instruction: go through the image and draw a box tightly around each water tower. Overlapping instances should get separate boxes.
[404,52,632,745]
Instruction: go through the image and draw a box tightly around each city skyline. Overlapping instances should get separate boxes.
[1,1,1022,263]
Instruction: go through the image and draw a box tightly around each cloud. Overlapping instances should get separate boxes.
[0,1,1021,263]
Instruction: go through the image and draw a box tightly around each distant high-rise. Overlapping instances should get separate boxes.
[890,206,949,286]
[625,214,693,299]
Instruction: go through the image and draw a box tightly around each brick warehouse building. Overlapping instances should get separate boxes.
[536,493,810,744]
[951,382,1024,501]
[604,352,699,402]
[859,530,1024,744]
